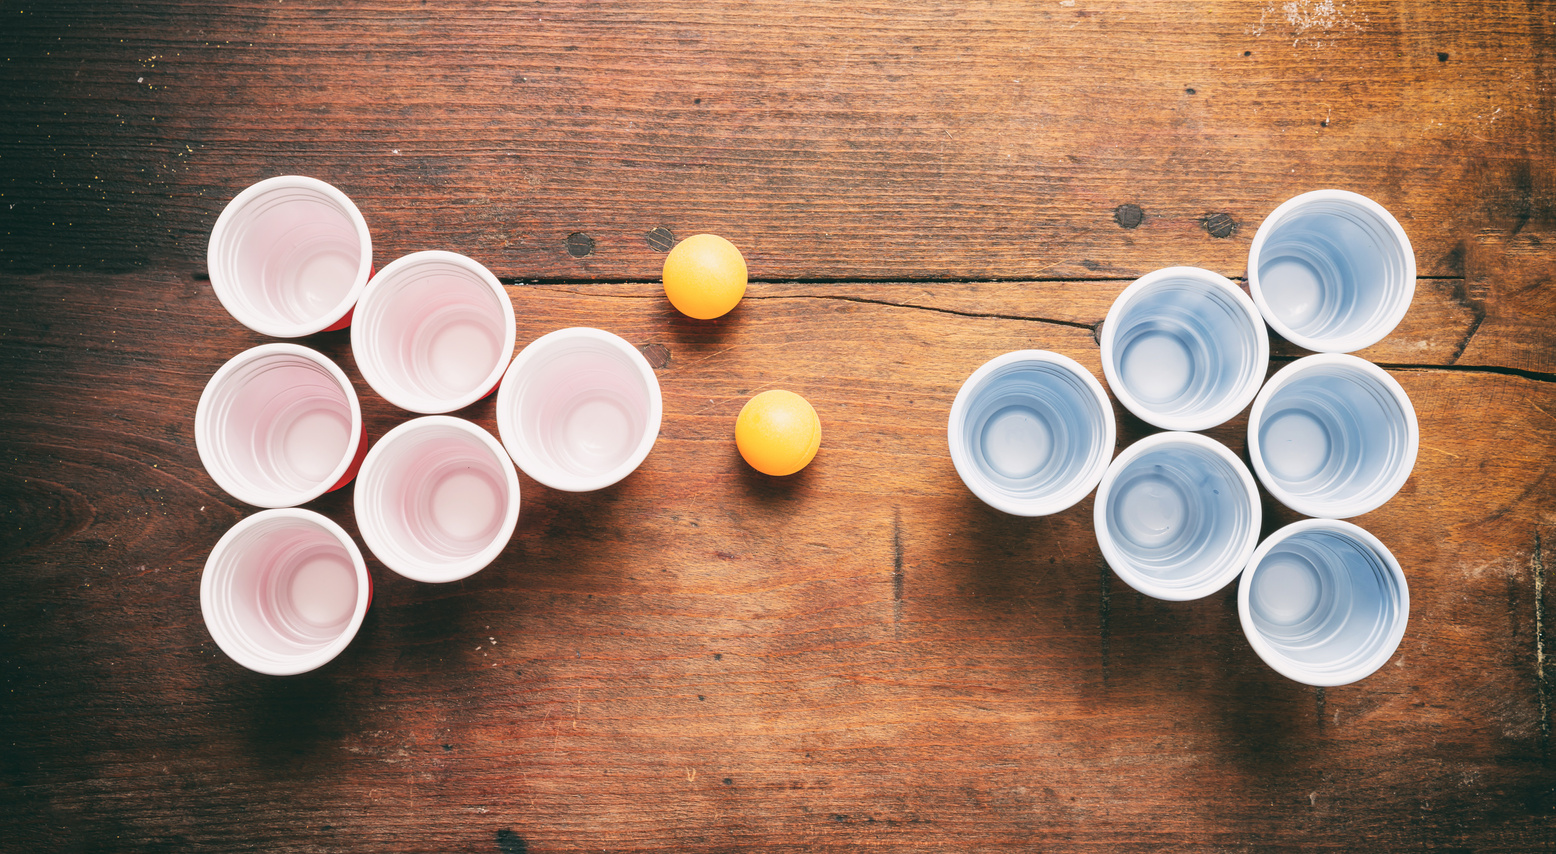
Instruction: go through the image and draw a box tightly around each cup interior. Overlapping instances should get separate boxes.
[203,511,366,674]
[1099,436,1258,599]
[1243,525,1406,683]
[500,331,660,490]
[357,419,518,579]
[952,355,1112,515]
[354,253,514,413]
[198,348,358,508]
[1105,271,1266,430]
[210,180,369,334]
[1253,196,1412,350]
[1253,360,1414,517]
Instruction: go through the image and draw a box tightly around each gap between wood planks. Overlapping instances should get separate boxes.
[508,278,1556,384]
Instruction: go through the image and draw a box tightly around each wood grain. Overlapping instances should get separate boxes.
[2,1,1555,851]
[2,1,1554,287]
[3,273,1554,851]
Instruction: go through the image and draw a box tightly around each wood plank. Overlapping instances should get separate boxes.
[3,1,1553,297]
[3,0,1554,849]
[2,273,1552,851]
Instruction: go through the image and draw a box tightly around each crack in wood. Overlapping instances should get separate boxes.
[1274,355,1556,385]
[503,287,1556,382]
[779,294,1098,330]
[504,275,1137,287]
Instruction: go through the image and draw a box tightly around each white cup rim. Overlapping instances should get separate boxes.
[496,327,664,492]
[1238,518,1409,686]
[1247,353,1419,519]
[194,343,364,508]
[1099,266,1269,431]
[1094,431,1262,601]
[350,250,517,414]
[947,349,1116,517]
[354,415,521,583]
[201,508,372,676]
[1246,189,1415,353]
[207,175,373,338]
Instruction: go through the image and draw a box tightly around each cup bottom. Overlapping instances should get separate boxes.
[273,547,360,638]
[1258,254,1327,329]
[1114,473,1190,551]
[425,466,507,547]
[978,404,1053,480]
[276,403,353,484]
[1120,331,1193,405]
[1248,551,1326,629]
[548,391,641,478]
[280,241,358,320]
[421,312,504,398]
[1259,408,1332,483]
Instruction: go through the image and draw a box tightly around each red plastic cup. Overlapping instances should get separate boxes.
[202,508,372,675]
[354,416,521,582]
[196,343,367,508]
[350,251,516,414]
[207,175,373,337]
[495,327,663,492]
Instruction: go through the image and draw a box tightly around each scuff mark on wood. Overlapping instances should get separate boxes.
[892,507,904,629]
[1099,560,1112,684]
[1448,278,1488,365]
[1534,532,1550,759]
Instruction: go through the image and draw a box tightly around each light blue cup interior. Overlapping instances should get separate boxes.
[1106,273,1266,430]
[1255,362,1413,518]
[1253,197,1412,350]
[953,356,1111,516]
[1100,437,1257,599]
[1244,525,1407,684]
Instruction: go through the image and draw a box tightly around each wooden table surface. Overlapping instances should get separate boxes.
[3,2,1554,851]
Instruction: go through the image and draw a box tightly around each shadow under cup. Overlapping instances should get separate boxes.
[1240,519,1408,687]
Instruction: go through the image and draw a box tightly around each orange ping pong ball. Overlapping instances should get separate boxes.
[736,390,821,476]
[662,233,747,319]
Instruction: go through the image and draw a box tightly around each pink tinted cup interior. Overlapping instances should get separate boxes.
[207,175,373,337]
[196,343,365,508]
[496,327,663,493]
[201,508,371,675]
[354,416,521,583]
[351,251,516,414]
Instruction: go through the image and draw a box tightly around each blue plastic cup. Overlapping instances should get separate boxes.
[1240,519,1409,686]
[1248,353,1418,519]
[1100,266,1268,431]
[1094,432,1262,601]
[948,350,1115,517]
[1248,190,1415,353]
